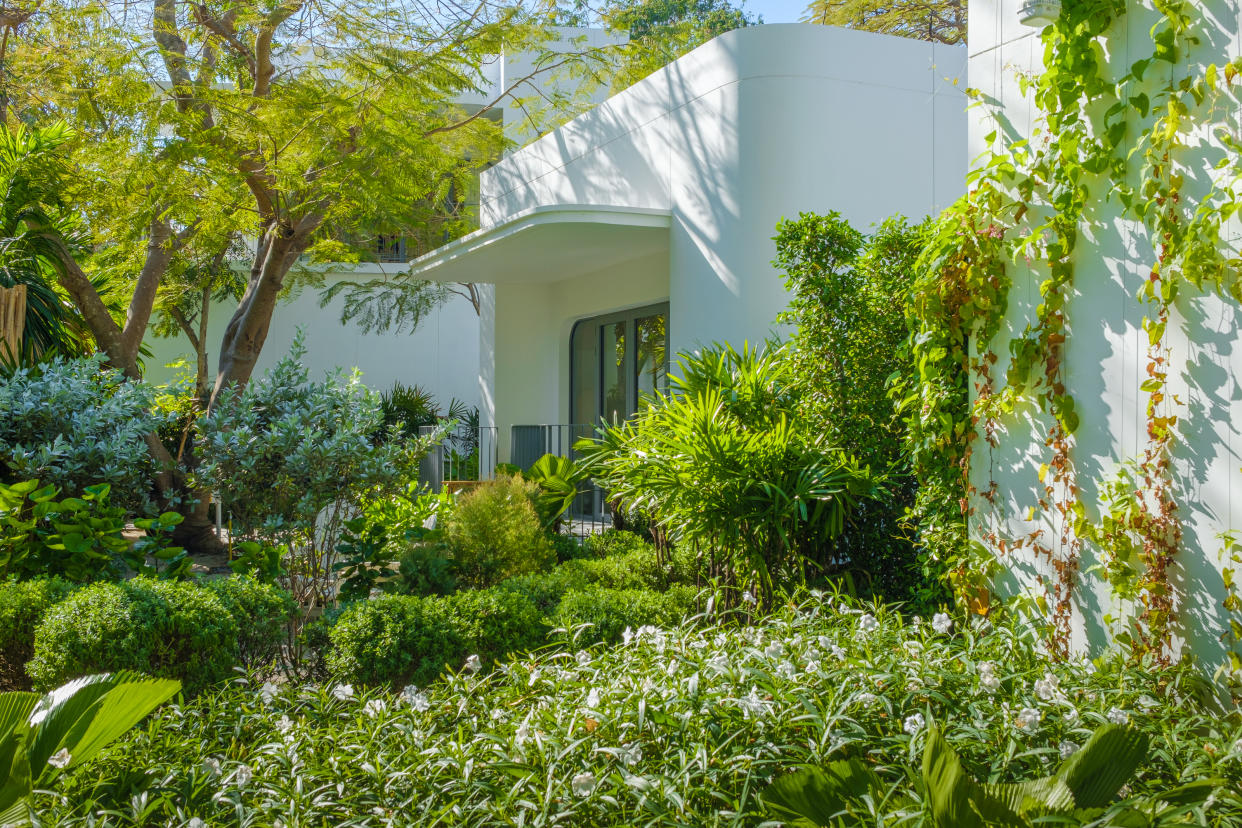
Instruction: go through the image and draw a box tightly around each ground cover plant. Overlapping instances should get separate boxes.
[29,595,1242,826]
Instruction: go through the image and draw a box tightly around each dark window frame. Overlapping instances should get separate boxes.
[569,302,670,426]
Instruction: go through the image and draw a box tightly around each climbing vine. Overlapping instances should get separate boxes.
[899,0,1242,663]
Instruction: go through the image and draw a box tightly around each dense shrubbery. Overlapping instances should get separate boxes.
[0,356,172,515]
[775,211,930,605]
[441,475,555,588]
[204,576,296,671]
[33,596,1242,825]
[0,576,75,689]
[553,584,699,646]
[325,587,545,687]
[197,343,432,607]
[579,344,883,604]
[26,577,240,694]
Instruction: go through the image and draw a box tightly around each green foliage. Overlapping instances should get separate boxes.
[804,0,964,45]
[775,212,931,604]
[25,578,239,696]
[197,341,431,606]
[442,475,555,589]
[227,541,287,584]
[435,589,547,669]
[496,567,591,615]
[577,342,883,603]
[0,479,182,583]
[203,577,295,672]
[0,671,180,825]
[522,453,590,531]
[552,584,698,646]
[0,578,76,691]
[582,527,657,559]
[396,544,458,597]
[30,596,1242,825]
[0,358,171,515]
[325,595,462,688]
[0,122,94,365]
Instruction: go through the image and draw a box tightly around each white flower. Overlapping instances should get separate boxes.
[332,684,355,702]
[804,659,820,674]
[932,613,953,635]
[622,626,635,645]
[686,672,700,697]
[234,764,254,786]
[830,644,847,661]
[706,653,730,675]
[571,772,597,797]
[363,699,387,717]
[1034,672,1060,701]
[741,590,756,605]
[617,743,642,766]
[817,635,832,649]
[47,748,72,769]
[903,713,925,735]
[855,692,878,707]
[576,650,591,666]
[276,714,294,733]
[764,642,783,660]
[401,685,430,712]
[1059,740,1079,759]
[515,717,531,746]
[188,819,207,828]
[1107,707,1130,725]
[1015,707,1041,730]
[463,655,482,675]
[1062,706,1080,725]
[585,688,601,708]
[259,682,279,704]
[776,661,797,680]
[736,686,771,719]
[201,757,222,779]
[978,662,1000,694]
[857,614,880,635]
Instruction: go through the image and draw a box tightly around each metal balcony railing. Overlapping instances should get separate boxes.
[418,424,498,492]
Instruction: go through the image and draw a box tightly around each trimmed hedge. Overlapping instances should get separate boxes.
[326,588,546,688]
[204,576,295,670]
[0,577,77,690]
[26,577,239,695]
[552,584,699,646]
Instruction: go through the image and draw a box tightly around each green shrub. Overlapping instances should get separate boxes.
[327,588,546,688]
[564,544,667,591]
[443,476,555,589]
[581,528,651,559]
[552,585,699,646]
[435,588,546,668]
[396,543,457,596]
[325,595,462,688]
[495,567,590,616]
[0,577,76,690]
[204,577,295,671]
[26,577,239,694]
[550,532,586,562]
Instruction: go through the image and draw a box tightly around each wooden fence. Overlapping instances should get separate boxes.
[0,284,26,362]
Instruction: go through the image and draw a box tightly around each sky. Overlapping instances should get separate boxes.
[743,0,809,24]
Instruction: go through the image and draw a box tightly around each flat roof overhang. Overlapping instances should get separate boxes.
[404,204,671,285]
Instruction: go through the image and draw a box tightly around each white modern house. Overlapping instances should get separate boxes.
[405,23,968,466]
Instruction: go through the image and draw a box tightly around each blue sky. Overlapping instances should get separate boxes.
[744,0,809,24]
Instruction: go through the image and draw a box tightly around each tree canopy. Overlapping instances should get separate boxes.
[804,0,964,45]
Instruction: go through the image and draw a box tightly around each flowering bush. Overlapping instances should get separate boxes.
[33,596,1242,824]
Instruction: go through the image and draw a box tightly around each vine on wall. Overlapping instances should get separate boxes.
[899,0,1242,664]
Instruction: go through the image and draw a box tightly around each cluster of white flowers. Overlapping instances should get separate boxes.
[259,682,279,704]
[978,661,1001,694]
[1014,707,1041,730]
[1058,740,1079,759]
[363,699,388,718]
[332,684,355,702]
[1107,706,1130,725]
[931,613,953,635]
[571,771,597,797]
[463,655,482,675]
[401,685,430,711]
[735,687,771,719]
[903,713,925,736]
[1033,672,1060,701]
[857,614,880,637]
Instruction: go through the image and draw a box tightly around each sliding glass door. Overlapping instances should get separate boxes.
[570,303,669,428]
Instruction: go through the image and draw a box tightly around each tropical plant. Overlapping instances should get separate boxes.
[522,453,590,530]
[441,475,556,589]
[0,121,94,364]
[577,342,884,604]
[0,671,181,825]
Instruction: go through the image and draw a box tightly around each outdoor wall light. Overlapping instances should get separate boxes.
[1019,0,1061,26]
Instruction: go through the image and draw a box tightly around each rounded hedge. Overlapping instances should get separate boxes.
[0,577,77,690]
[552,584,700,646]
[443,476,555,588]
[204,576,295,670]
[26,577,239,694]
[326,588,545,688]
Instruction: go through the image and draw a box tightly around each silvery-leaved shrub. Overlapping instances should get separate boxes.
[0,355,168,515]
[196,340,431,608]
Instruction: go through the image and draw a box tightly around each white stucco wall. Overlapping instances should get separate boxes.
[475,24,968,447]
[967,0,1242,674]
[144,270,482,410]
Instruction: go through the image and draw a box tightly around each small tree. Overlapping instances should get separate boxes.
[803,0,965,45]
